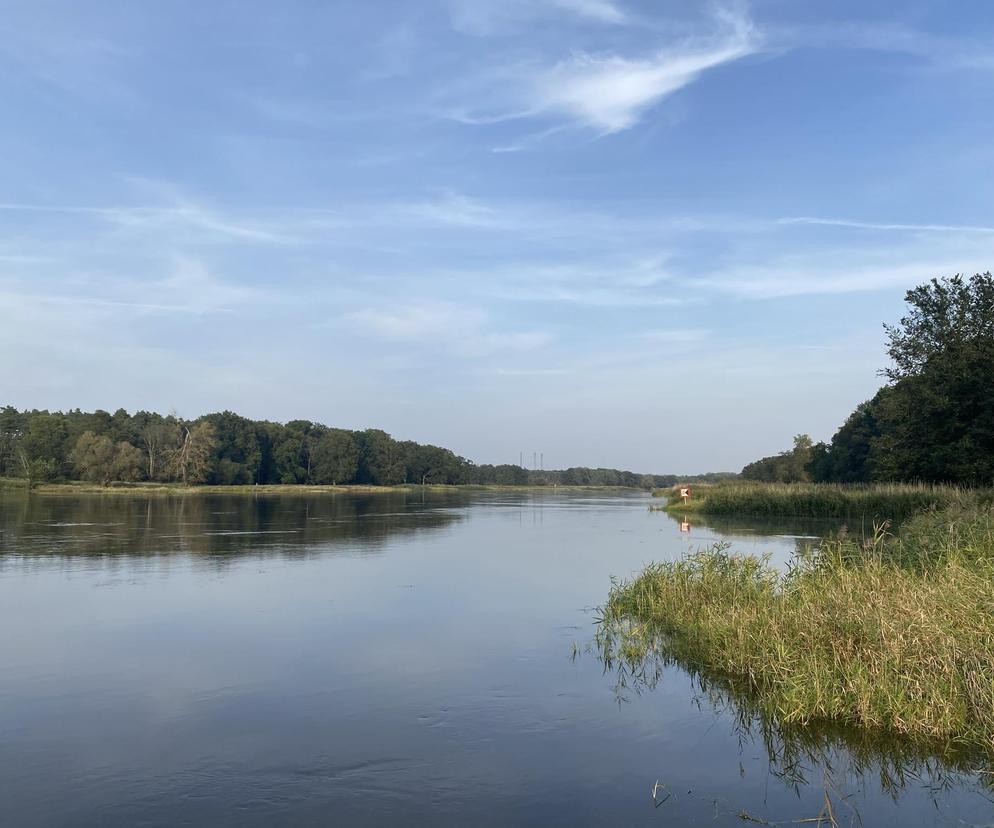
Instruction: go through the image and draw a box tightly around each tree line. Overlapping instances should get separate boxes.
[0,407,710,490]
[742,272,994,486]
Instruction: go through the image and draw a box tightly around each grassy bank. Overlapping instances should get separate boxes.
[653,480,978,521]
[600,504,994,754]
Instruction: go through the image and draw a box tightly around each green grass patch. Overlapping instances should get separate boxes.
[599,504,994,756]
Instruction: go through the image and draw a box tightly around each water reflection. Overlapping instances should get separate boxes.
[2,490,989,826]
[659,510,871,564]
[594,625,994,822]
[0,490,464,562]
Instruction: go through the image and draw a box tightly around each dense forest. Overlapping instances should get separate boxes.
[0,406,723,490]
[742,272,994,486]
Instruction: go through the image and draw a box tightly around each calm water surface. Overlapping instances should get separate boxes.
[1,490,990,826]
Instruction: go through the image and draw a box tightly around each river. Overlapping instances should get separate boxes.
[0,489,988,826]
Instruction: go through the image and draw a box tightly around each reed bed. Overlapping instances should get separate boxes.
[654,481,978,521]
[600,505,994,754]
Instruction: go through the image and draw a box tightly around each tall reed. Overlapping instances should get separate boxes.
[601,505,994,754]
[655,481,978,521]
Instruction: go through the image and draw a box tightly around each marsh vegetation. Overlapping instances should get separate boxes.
[603,503,994,756]
[653,480,983,520]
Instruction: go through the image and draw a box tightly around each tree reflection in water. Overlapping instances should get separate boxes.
[0,490,465,564]
[594,622,994,825]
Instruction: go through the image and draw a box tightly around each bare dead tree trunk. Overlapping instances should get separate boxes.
[17,448,32,490]
[144,435,156,480]
[178,427,191,485]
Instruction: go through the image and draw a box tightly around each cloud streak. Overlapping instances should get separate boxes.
[448,0,627,34]
[345,302,553,358]
[779,216,994,234]
[0,201,294,244]
[535,12,757,133]
[448,7,759,136]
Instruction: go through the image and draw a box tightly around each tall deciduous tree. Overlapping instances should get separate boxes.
[312,430,359,485]
[70,431,116,485]
[111,441,145,482]
[877,272,994,484]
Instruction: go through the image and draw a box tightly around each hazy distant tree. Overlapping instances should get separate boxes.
[168,421,217,485]
[254,421,280,484]
[742,434,813,483]
[493,464,528,485]
[111,441,145,482]
[70,431,116,485]
[0,405,25,477]
[141,419,181,481]
[273,433,307,483]
[404,443,469,485]
[21,413,69,481]
[355,429,406,485]
[312,429,359,484]
[787,434,813,482]
[203,411,262,484]
[110,408,136,444]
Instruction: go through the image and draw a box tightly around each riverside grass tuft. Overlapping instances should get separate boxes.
[600,504,994,755]
[652,480,980,521]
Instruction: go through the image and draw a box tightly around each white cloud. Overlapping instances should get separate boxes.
[448,7,758,136]
[537,25,756,132]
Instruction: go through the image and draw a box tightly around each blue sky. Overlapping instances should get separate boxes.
[2,0,993,472]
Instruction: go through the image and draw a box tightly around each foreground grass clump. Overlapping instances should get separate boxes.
[653,480,977,520]
[601,506,994,754]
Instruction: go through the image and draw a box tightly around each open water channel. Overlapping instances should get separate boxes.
[1,489,990,826]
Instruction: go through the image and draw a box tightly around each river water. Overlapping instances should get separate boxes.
[0,489,989,826]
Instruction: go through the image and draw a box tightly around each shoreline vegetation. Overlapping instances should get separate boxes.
[0,477,654,496]
[652,480,986,521]
[0,405,734,492]
[606,274,994,766]
[602,501,994,756]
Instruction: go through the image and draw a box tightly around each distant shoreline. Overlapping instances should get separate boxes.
[0,478,649,497]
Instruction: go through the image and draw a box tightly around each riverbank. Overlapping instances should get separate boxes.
[0,478,645,496]
[601,502,994,755]
[652,480,979,520]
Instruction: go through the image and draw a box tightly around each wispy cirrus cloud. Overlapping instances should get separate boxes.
[446,6,759,137]
[549,0,628,25]
[773,20,994,73]
[535,13,757,133]
[779,216,994,234]
[0,201,294,244]
[704,256,993,299]
[345,302,552,357]
[1,257,263,316]
[448,0,627,34]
